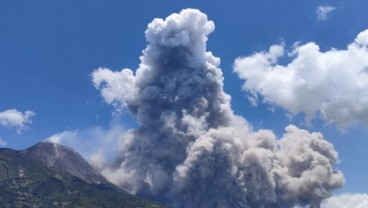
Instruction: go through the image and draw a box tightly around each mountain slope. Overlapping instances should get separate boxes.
[0,142,165,208]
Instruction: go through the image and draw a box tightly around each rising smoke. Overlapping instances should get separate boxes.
[92,9,344,208]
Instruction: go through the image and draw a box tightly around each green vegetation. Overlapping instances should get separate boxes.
[0,145,165,208]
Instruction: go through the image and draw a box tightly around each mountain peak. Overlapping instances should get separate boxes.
[23,141,107,185]
[0,142,165,207]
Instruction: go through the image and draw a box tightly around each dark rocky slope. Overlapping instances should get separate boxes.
[0,141,165,208]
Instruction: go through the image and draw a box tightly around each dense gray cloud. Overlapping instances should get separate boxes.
[0,109,35,133]
[234,29,368,128]
[92,9,343,208]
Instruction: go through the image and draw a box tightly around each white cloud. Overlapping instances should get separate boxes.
[322,193,368,208]
[47,130,77,144]
[92,67,138,110]
[0,109,35,133]
[317,5,336,22]
[234,29,368,128]
[0,138,7,147]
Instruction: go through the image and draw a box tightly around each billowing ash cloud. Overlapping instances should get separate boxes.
[92,9,343,208]
[234,29,368,128]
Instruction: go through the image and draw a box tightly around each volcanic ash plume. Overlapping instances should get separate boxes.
[92,9,344,208]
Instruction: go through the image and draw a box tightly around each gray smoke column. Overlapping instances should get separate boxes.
[92,9,344,208]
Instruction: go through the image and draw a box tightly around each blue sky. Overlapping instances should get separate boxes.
[1,0,368,202]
